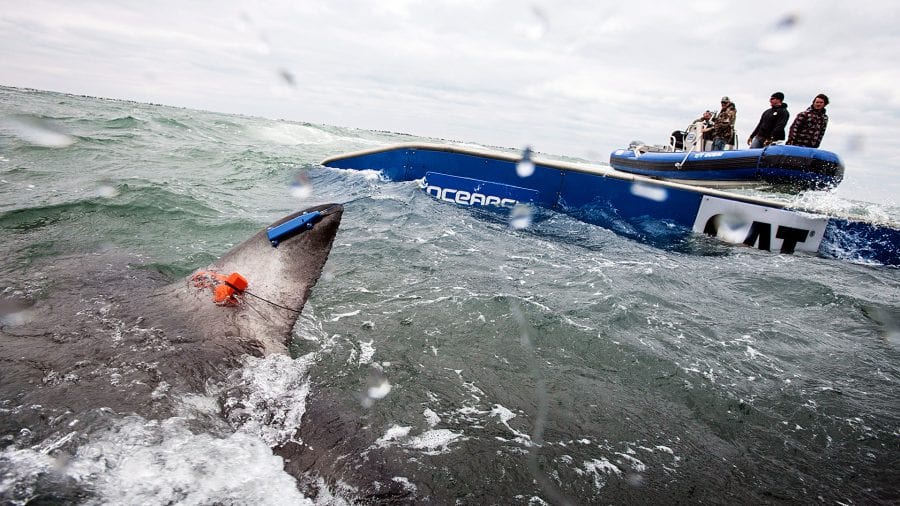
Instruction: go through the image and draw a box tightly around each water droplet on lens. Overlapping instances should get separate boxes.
[3,115,74,148]
[278,69,296,87]
[630,182,668,202]
[516,160,535,178]
[516,145,535,177]
[509,204,533,230]
[368,379,391,399]
[846,134,864,153]
[625,472,645,487]
[758,13,800,52]
[96,184,118,199]
[320,265,335,282]
[290,170,313,199]
[520,6,549,40]
[774,13,799,30]
[0,297,33,327]
[714,213,751,243]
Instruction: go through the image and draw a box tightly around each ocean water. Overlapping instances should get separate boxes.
[0,86,898,504]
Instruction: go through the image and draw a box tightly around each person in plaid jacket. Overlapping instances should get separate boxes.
[787,94,829,148]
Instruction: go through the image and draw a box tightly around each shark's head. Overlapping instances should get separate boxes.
[165,203,344,356]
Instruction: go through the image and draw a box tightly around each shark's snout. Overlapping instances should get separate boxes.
[267,204,343,247]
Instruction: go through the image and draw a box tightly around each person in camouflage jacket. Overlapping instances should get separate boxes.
[787,94,829,148]
[711,96,737,150]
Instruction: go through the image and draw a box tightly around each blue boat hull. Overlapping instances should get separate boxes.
[609,144,844,191]
[323,143,898,266]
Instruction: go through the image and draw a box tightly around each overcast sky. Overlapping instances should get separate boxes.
[2,1,899,204]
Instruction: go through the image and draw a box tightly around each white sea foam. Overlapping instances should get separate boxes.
[358,339,376,365]
[635,444,681,465]
[580,457,623,490]
[251,123,335,146]
[614,452,647,472]
[745,346,765,360]
[392,476,418,493]
[0,447,61,494]
[221,354,314,447]
[329,310,361,321]
[423,408,441,427]
[375,425,412,446]
[373,425,463,455]
[293,306,329,342]
[491,404,531,445]
[407,429,463,454]
[1,416,312,505]
[88,420,311,505]
[331,167,383,182]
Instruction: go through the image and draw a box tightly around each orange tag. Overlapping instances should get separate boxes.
[192,270,247,306]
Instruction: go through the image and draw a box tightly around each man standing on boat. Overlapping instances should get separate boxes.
[787,94,829,148]
[748,92,789,148]
[710,96,737,150]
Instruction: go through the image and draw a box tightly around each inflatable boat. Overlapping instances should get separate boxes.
[609,144,844,191]
[609,119,844,190]
[322,142,898,266]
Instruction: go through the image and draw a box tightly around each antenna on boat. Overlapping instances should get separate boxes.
[674,127,699,168]
[674,144,694,168]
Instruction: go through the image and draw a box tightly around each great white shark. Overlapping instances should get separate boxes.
[0,204,342,467]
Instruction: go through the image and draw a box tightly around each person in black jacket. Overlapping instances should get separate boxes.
[748,92,790,148]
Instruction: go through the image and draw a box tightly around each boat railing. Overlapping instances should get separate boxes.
[664,122,741,153]
[627,141,673,156]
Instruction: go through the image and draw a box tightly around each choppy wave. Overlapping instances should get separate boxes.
[103,115,143,129]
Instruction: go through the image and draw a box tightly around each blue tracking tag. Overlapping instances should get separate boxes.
[266,211,321,247]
